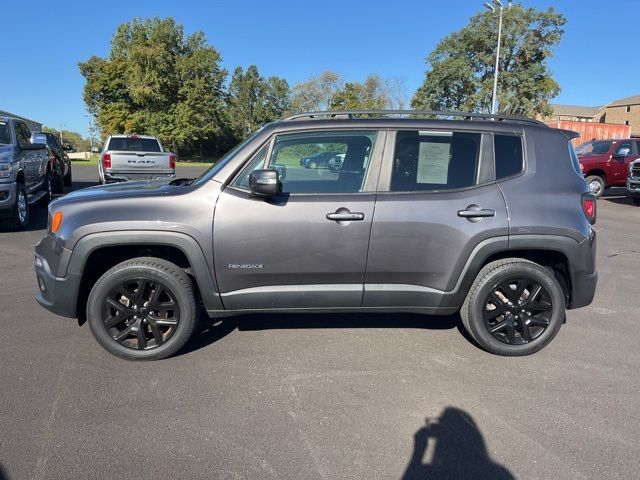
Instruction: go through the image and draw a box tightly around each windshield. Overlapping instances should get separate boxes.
[576,140,614,155]
[0,121,10,144]
[108,137,162,152]
[193,129,265,185]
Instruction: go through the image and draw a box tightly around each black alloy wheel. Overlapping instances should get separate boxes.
[482,277,552,345]
[460,258,565,356]
[87,257,197,360]
[103,278,180,350]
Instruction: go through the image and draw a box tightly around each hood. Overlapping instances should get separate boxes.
[52,179,179,207]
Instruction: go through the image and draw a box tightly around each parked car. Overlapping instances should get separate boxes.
[626,159,640,204]
[35,110,597,360]
[98,134,176,184]
[0,117,52,230]
[328,153,346,173]
[31,132,72,193]
[299,151,339,169]
[576,139,640,197]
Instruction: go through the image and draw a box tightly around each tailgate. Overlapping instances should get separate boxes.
[107,151,173,172]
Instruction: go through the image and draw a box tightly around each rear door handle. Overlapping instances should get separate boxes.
[458,205,495,220]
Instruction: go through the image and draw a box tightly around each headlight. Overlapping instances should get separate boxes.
[0,163,12,179]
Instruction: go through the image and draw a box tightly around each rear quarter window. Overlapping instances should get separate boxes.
[494,135,524,180]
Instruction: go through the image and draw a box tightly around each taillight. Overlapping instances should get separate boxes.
[169,153,176,170]
[103,153,111,169]
[582,194,596,225]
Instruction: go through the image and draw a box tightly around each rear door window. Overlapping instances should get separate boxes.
[390,130,481,192]
[494,135,524,179]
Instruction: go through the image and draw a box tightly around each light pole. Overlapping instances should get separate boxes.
[483,0,512,114]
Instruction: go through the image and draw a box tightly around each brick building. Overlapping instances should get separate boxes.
[540,94,640,138]
[599,95,640,136]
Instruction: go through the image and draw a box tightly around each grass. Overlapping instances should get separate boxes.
[71,155,215,167]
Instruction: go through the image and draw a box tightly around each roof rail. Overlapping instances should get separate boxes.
[282,110,548,127]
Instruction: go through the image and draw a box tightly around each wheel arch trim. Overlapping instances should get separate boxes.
[67,230,223,311]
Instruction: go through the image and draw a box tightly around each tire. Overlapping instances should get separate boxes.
[585,175,605,198]
[39,172,53,206]
[53,173,65,194]
[2,182,29,231]
[632,197,640,205]
[308,161,318,169]
[460,258,565,356]
[64,165,72,187]
[86,257,197,361]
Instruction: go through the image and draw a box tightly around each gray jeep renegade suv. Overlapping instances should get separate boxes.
[34,111,598,360]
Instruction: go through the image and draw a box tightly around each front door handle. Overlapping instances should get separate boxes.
[326,212,365,221]
[326,208,365,224]
[458,204,495,222]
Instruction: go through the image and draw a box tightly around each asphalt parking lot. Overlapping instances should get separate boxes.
[1,165,639,480]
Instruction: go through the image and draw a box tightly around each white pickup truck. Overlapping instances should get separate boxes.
[98,135,176,184]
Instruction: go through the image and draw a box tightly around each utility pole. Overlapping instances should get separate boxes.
[483,0,512,114]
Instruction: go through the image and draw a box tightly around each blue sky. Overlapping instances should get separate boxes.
[1,0,638,136]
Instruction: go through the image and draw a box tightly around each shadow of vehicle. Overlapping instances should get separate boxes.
[600,187,638,206]
[177,311,465,357]
[402,407,514,480]
[0,464,10,480]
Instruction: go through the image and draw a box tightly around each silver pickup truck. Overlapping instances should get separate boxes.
[98,135,176,184]
[0,117,52,230]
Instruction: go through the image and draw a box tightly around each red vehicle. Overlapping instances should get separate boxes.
[577,139,640,197]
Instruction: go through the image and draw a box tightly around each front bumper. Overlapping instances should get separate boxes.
[0,182,17,218]
[34,236,80,318]
[626,178,640,197]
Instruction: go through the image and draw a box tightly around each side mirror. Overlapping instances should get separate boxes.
[249,169,280,197]
[20,142,46,151]
[614,147,631,158]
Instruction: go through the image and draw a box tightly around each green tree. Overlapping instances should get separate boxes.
[290,71,343,113]
[79,17,227,157]
[225,65,290,142]
[42,126,91,151]
[412,4,565,116]
[330,75,399,110]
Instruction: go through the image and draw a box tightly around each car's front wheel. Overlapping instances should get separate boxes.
[460,259,565,356]
[86,257,197,360]
[2,182,29,231]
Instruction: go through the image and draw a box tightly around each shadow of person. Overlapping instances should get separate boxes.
[402,407,514,480]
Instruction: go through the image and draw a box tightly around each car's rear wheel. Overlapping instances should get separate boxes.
[53,173,65,194]
[308,161,318,169]
[64,165,72,187]
[39,172,53,206]
[460,259,565,356]
[585,175,605,198]
[86,257,197,360]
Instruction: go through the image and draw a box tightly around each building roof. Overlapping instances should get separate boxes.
[606,95,640,107]
[550,104,602,118]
